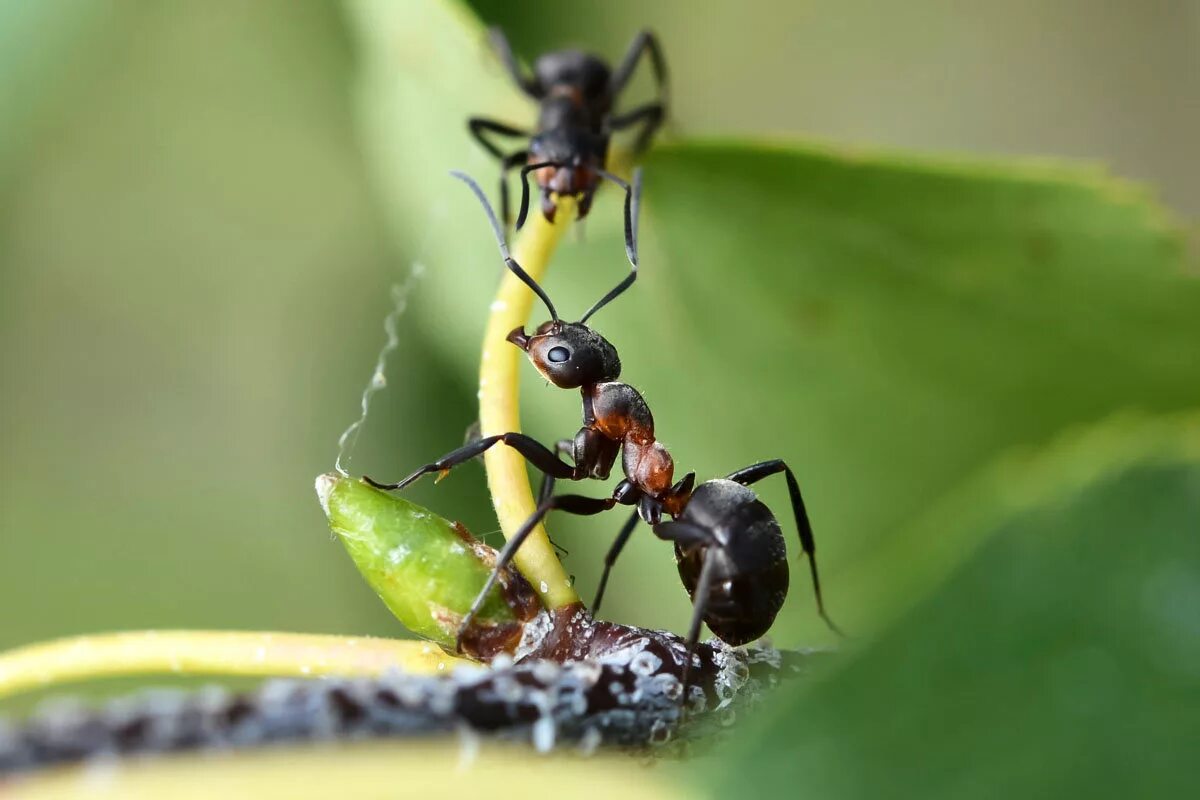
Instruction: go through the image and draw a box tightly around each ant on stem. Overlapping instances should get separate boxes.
[366,172,838,687]
[469,27,667,263]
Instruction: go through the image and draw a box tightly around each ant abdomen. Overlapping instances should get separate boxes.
[668,480,792,646]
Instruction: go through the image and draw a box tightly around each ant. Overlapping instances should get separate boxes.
[468,27,667,262]
[365,171,839,682]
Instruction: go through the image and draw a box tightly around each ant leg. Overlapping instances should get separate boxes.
[537,439,576,558]
[725,460,842,636]
[467,117,528,159]
[363,432,577,491]
[650,520,719,692]
[591,509,641,617]
[456,492,619,651]
[536,439,575,506]
[609,30,668,108]
[608,102,665,154]
[463,123,528,230]
[486,27,542,99]
[579,167,643,324]
[680,549,719,692]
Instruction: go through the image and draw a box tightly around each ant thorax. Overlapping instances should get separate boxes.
[585,381,654,442]
[584,381,675,497]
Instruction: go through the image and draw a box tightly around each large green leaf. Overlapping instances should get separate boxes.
[711,413,1200,797]
[0,1,108,179]
[348,0,1199,645]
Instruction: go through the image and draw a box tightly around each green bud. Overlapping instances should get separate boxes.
[315,474,540,658]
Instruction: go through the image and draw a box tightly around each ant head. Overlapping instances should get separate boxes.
[507,320,621,389]
[528,132,604,219]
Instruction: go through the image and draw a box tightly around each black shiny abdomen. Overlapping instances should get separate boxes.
[674,480,790,645]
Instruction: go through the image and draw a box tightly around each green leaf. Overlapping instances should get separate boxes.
[0,1,108,177]
[634,142,1199,637]
[710,413,1200,797]
[348,0,1199,643]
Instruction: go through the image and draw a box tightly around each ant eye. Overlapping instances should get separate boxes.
[547,346,570,363]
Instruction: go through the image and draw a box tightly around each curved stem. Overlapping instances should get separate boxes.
[479,199,580,609]
[0,631,473,702]
[9,740,685,797]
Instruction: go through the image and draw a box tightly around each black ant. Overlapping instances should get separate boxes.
[468,27,667,262]
[364,173,837,684]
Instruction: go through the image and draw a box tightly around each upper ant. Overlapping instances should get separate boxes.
[469,27,667,261]
[365,172,838,686]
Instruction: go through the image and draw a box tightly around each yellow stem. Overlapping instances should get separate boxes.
[479,200,581,609]
[8,740,682,799]
[0,631,473,702]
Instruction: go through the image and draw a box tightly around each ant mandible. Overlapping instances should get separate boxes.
[364,172,839,681]
[468,28,667,261]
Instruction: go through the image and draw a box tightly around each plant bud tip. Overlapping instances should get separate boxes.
[314,472,340,515]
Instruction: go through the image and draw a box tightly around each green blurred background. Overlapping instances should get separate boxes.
[1,0,1198,682]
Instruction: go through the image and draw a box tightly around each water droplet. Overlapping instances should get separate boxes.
[532,715,556,753]
[649,718,672,745]
[630,651,661,676]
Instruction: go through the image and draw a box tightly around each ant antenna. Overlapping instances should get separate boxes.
[580,167,642,324]
[451,170,559,322]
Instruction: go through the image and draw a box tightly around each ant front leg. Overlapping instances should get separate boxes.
[363,432,578,491]
[486,27,542,99]
[537,427,621,506]
[609,30,668,108]
[456,491,622,652]
[726,460,841,635]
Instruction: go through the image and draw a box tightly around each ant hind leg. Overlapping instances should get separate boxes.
[590,509,641,617]
[725,459,842,636]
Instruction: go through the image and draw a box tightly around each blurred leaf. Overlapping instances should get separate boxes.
[0,1,107,177]
[712,413,1200,797]
[348,0,1200,643]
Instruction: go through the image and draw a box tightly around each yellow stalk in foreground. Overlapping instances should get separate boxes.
[6,740,680,800]
[0,631,472,702]
[478,199,580,609]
